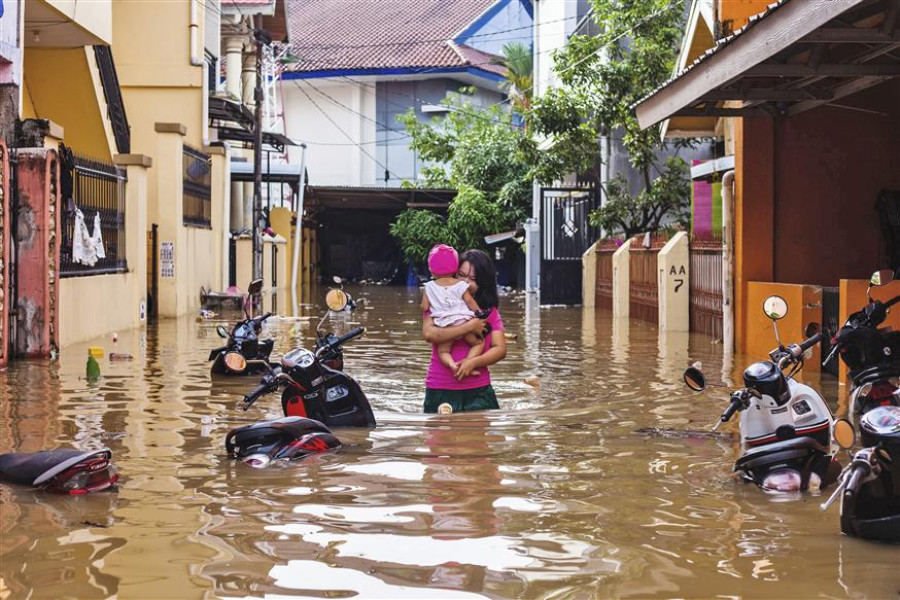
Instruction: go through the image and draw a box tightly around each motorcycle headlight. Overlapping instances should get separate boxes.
[224,352,247,373]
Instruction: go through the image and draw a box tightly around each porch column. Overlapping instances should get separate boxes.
[612,238,631,319]
[206,143,231,291]
[241,51,257,230]
[225,36,245,232]
[734,117,775,353]
[113,153,152,326]
[154,122,187,318]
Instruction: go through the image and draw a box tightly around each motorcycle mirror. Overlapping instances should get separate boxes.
[763,295,789,321]
[247,279,264,295]
[683,366,706,392]
[333,276,343,285]
[216,325,230,339]
[223,351,247,374]
[804,322,820,338]
[325,289,349,312]
[869,269,894,288]
[833,418,856,449]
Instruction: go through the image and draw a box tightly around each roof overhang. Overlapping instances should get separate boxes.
[307,186,456,211]
[230,161,304,184]
[636,0,900,131]
[280,66,506,92]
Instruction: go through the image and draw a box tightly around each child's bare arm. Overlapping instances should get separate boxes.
[461,289,481,313]
[420,293,430,313]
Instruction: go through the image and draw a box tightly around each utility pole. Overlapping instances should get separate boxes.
[251,17,271,303]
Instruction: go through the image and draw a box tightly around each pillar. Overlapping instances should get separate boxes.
[612,238,631,319]
[154,122,187,317]
[113,153,152,327]
[582,240,600,308]
[225,36,245,231]
[206,143,231,291]
[657,231,690,332]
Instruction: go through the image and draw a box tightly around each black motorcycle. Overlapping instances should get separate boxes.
[241,289,376,429]
[225,417,341,468]
[0,448,118,494]
[820,269,900,542]
[209,279,276,376]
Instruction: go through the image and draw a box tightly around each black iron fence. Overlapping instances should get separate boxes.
[183,145,211,227]
[60,153,128,277]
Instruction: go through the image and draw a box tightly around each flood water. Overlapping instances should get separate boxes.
[0,286,897,599]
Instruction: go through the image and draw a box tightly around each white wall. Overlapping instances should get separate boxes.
[533,0,579,98]
[280,78,376,186]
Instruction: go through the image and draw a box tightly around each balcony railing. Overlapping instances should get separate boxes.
[183,145,212,228]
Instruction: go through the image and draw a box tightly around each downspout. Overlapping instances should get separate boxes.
[722,169,735,355]
[189,0,203,66]
[291,143,308,316]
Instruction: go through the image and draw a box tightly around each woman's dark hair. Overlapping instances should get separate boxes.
[460,249,499,310]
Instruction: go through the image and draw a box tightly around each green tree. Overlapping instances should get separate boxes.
[525,0,694,238]
[391,93,531,264]
[494,42,533,114]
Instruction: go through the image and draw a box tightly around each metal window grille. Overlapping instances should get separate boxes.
[60,153,128,277]
[183,145,212,227]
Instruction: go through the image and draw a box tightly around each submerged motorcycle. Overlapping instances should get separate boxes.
[684,295,839,493]
[241,288,376,429]
[820,269,900,542]
[225,417,341,468]
[0,448,118,494]
[209,279,276,376]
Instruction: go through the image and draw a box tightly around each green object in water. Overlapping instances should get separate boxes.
[86,354,101,380]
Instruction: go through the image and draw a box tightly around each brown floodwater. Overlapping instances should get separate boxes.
[0,286,897,600]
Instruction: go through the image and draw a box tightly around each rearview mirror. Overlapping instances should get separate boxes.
[325,289,349,312]
[834,418,856,449]
[869,269,894,287]
[683,366,706,391]
[216,325,229,339]
[247,279,264,295]
[333,276,343,285]
[763,295,788,321]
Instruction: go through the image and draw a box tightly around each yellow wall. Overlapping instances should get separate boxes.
[44,0,113,44]
[22,48,114,159]
[745,282,823,370]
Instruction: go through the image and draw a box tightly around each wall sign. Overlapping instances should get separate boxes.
[160,242,174,278]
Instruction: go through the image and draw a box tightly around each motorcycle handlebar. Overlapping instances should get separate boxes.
[844,466,865,499]
[336,327,365,346]
[798,332,823,354]
[242,380,272,410]
[721,397,741,422]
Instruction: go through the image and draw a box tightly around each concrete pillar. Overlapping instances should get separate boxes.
[0,141,9,367]
[224,37,244,99]
[206,144,231,291]
[582,240,599,308]
[154,122,187,318]
[612,238,631,319]
[657,232,690,332]
[241,49,256,233]
[113,154,152,327]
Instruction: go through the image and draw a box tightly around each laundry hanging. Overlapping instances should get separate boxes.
[71,208,103,267]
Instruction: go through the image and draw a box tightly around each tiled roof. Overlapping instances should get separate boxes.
[634,0,790,108]
[284,0,507,75]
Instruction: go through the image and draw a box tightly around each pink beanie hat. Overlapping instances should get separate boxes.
[427,244,459,277]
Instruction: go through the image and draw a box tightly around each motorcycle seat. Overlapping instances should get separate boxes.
[225,417,333,458]
[735,436,828,472]
[0,448,112,486]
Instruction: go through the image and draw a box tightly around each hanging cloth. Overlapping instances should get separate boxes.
[91,212,106,259]
[72,208,98,266]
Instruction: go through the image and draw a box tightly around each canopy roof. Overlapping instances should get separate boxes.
[636,0,900,131]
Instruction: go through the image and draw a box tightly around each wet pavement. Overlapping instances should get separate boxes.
[0,286,897,599]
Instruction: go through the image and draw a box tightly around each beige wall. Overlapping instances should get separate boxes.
[59,157,151,347]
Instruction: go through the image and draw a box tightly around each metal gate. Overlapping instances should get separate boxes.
[539,187,600,305]
[146,224,158,322]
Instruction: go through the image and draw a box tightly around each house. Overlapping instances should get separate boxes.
[635,0,900,378]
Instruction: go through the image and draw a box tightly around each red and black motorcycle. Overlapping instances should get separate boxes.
[0,448,118,494]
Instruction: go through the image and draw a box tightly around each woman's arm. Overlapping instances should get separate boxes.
[422,314,485,344]
[455,330,506,379]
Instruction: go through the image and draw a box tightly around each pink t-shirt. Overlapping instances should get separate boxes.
[425,307,504,390]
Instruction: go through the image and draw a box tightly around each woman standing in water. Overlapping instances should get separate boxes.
[421,249,507,413]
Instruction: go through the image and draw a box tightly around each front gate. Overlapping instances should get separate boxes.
[539,187,600,305]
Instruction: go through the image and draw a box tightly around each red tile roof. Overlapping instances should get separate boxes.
[284,0,507,75]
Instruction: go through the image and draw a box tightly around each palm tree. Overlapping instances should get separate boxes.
[495,42,533,114]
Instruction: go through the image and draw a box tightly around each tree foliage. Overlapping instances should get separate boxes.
[524,0,695,238]
[391,90,532,264]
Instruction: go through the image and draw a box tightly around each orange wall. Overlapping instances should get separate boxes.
[773,82,900,286]
[745,282,823,370]
[717,0,773,34]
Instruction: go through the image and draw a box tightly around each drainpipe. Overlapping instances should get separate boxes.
[189,0,203,66]
[722,169,735,355]
[291,143,308,316]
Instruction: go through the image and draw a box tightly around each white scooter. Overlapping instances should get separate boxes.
[684,295,841,493]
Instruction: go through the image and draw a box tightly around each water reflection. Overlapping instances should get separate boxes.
[0,287,896,599]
